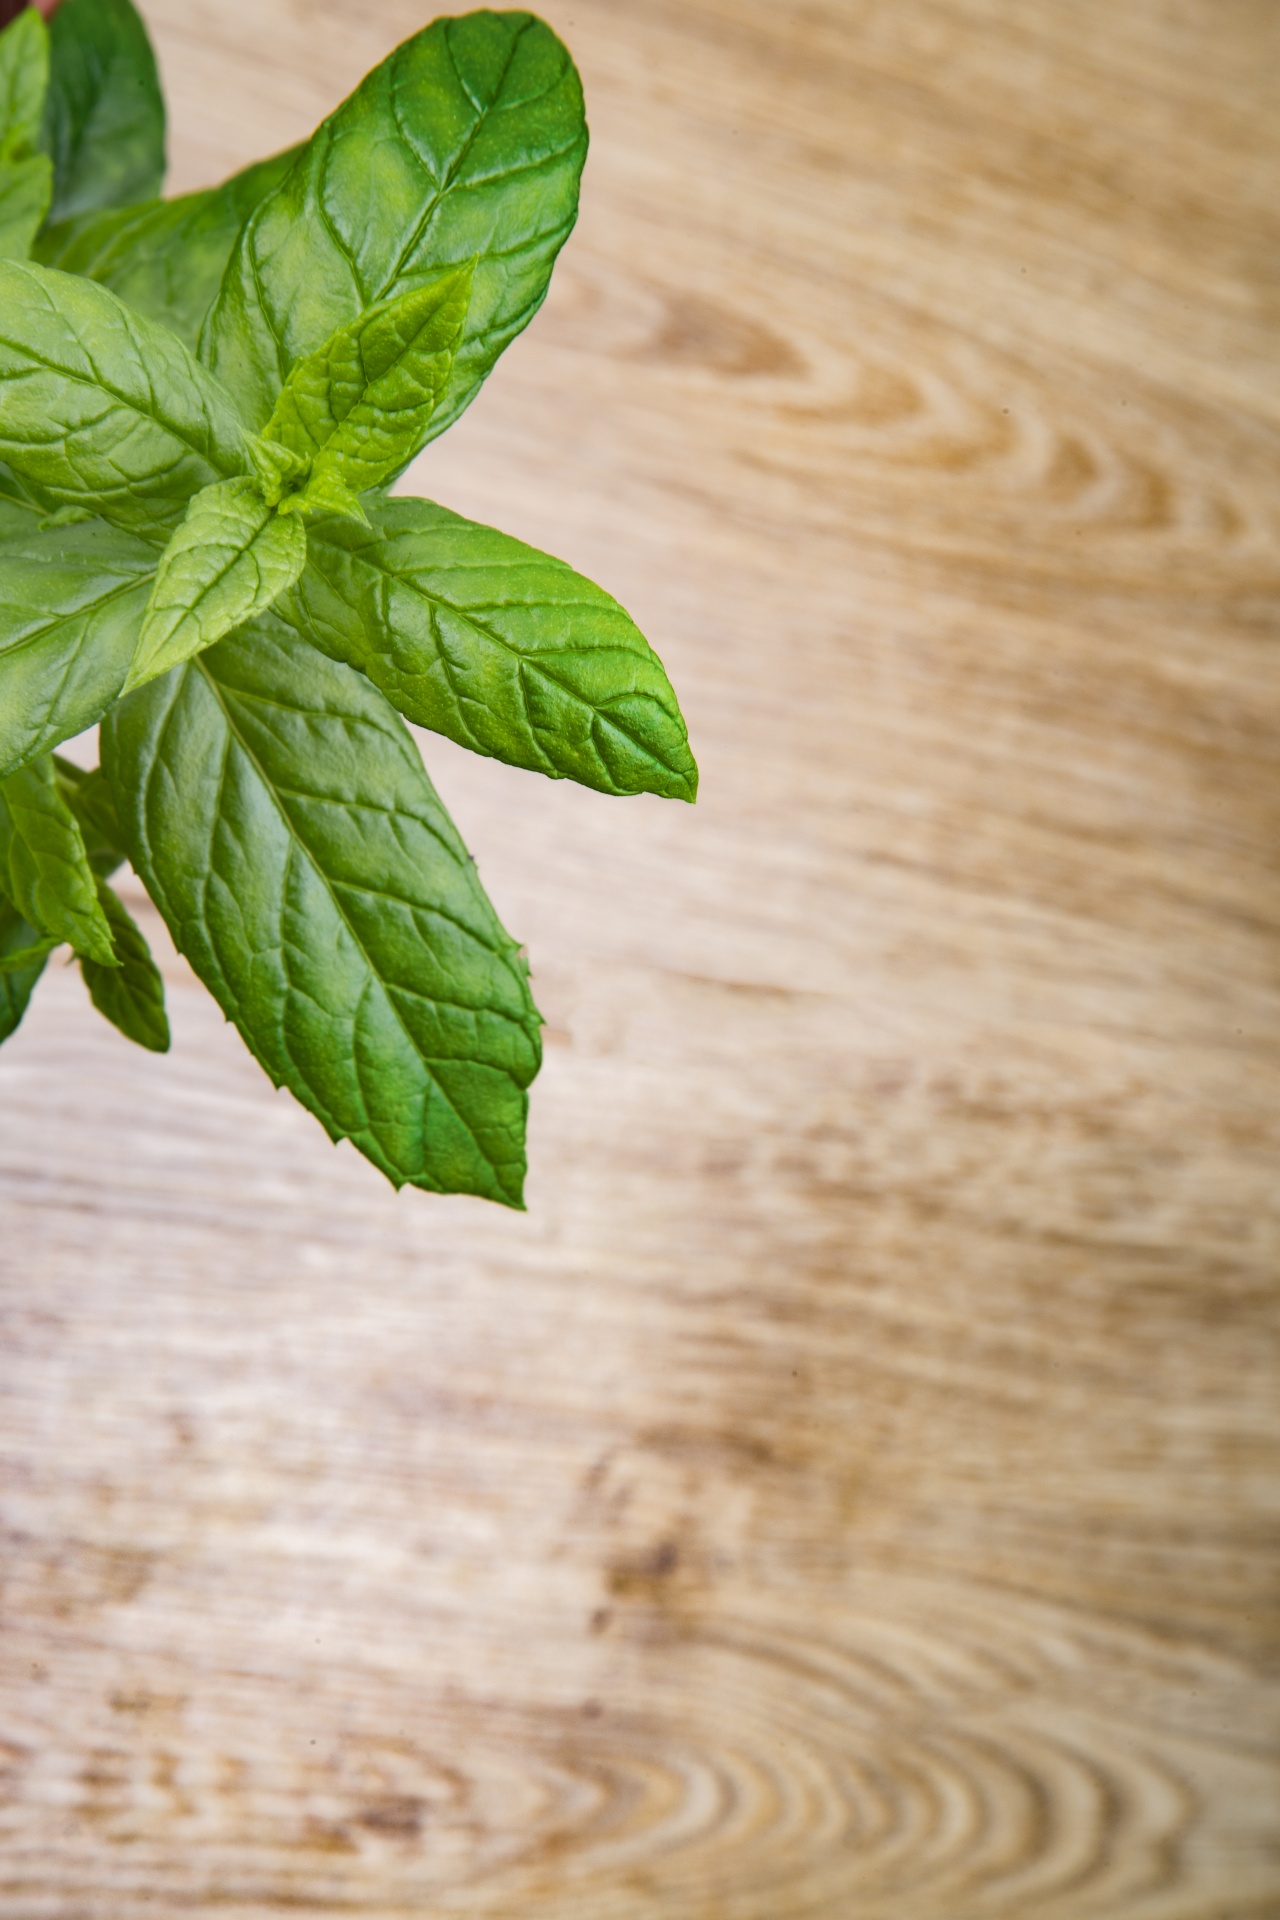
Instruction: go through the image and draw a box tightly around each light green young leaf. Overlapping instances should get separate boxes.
[81,877,169,1052]
[0,6,46,152]
[0,753,117,965]
[127,478,307,691]
[0,258,247,540]
[103,614,542,1204]
[34,144,301,350]
[43,0,165,223]
[245,432,309,499]
[0,7,51,260]
[0,892,51,1043]
[281,464,368,528]
[291,497,699,802]
[247,428,368,524]
[203,12,586,438]
[263,268,473,506]
[0,510,157,779]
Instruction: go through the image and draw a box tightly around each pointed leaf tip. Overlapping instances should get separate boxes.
[128,478,308,690]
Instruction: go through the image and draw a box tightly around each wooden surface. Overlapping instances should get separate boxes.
[2,1,1279,1912]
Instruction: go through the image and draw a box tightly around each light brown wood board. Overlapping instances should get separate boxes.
[1,0,1278,1913]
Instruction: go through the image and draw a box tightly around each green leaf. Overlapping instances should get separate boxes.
[262,268,473,507]
[102,614,541,1204]
[290,496,699,801]
[0,149,51,259]
[0,511,157,778]
[0,6,46,154]
[203,12,586,440]
[53,755,126,878]
[279,462,368,529]
[39,502,95,528]
[34,144,302,350]
[127,478,307,690]
[0,927,58,971]
[43,0,165,223]
[81,876,169,1051]
[0,457,42,513]
[0,7,51,260]
[0,258,248,540]
[0,752,118,964]
[0,891,51,1043]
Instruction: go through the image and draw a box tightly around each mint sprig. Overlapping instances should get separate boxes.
[0,2,696,1207]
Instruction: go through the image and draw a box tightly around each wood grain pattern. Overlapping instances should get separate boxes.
[2,1,1278,1913]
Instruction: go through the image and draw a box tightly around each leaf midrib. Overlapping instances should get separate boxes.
[191,653,523,1190]
[318,530,688,775]
[141,495,285,678]
[0,330,236,475]
[380,20,531,299]
[0,563,148,662]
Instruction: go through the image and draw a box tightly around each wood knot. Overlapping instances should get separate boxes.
[643,293,804,378]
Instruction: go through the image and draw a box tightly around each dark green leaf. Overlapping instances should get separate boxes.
[0,511,156,778]
[291,496,699,801]
[262,267,473,504]
[43,0,164,222]
[0,258,248,540]
[102,614,542,1204]
[128,477,307,689]
[34,145,301,350]
[0,927,58,970]
[53,755,126,878]
[0,891,51,1042]
[0,751,117,963]
[81,876,168,1051]
[0,6,51,259]
[203,12,586,439]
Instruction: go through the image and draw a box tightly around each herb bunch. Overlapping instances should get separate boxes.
[0,0,696,1205]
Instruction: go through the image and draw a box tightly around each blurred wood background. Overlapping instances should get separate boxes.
[2,0,1278,1912]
